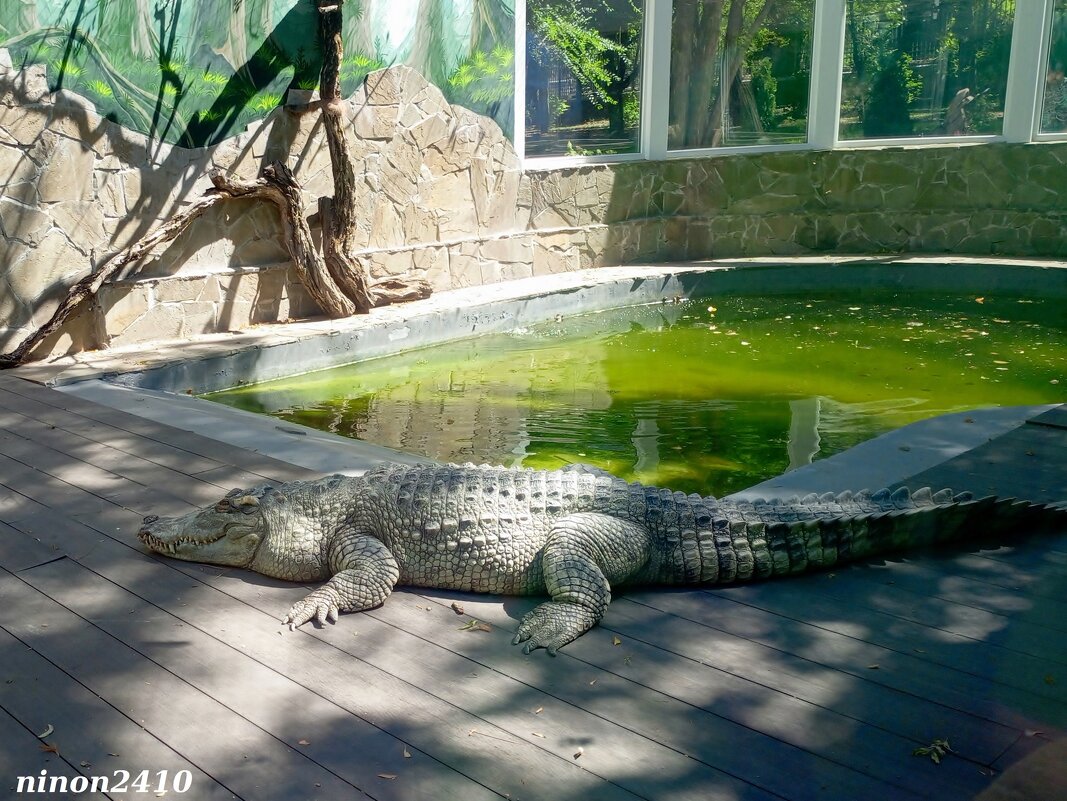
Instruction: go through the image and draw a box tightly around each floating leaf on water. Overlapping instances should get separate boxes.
[975,297,985,304]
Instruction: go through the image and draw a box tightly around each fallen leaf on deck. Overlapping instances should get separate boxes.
[534,707,543,715]
[531,732,545,739]
[39,743,59,754]
[458,619,492,632]
[298,739,310,746]
[867,664,879,670]
[573,747,584,760]
[450,602,465,615]
[36,724,54,739]
[913,738,953,764]
[378,774,397,780]
[403,747,412,758]
[612,636,622,646]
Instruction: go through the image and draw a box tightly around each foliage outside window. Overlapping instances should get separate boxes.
[840,0,1016,140]
[525,0,645,157]
[1041,1,1067,133]
[668,0,814,151]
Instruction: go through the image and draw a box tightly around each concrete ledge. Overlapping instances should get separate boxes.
[21,256,1067,393]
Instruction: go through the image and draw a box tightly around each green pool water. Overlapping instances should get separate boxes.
[207,290,1066,497]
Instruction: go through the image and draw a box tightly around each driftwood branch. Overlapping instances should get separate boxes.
[212,164,355,317]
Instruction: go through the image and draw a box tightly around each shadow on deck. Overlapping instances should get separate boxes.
[0,373,1064,800]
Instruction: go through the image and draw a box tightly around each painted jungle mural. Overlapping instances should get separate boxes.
[0,0,515,145]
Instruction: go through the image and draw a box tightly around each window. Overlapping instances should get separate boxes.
[668,1,815,151]
[840,0,1016,140]
[524,0,646,157]
[1041,1,1067,133]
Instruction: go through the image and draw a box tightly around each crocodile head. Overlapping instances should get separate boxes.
[138,486,269,568]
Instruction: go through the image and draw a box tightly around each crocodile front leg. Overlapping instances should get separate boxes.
[283,532,400,628]
[514,512,652,655]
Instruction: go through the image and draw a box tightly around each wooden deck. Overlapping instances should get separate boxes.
[0,371,1064,801]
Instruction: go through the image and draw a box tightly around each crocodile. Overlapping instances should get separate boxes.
[137,462,1065,654]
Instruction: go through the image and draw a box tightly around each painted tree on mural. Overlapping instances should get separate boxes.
[0,0,515,144]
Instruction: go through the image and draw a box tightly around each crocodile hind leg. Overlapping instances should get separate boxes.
[283,533,400,628]
[514,512,652,655]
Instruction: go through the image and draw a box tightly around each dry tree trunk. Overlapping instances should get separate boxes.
[316,0,376,313]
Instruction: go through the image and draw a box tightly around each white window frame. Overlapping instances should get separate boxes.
[515,0,1064,169]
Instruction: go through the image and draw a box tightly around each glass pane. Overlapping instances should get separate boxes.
[1042,1,1067,133]
[841,1,1016,140]
[525,0,645,157]
[668,1,815,151]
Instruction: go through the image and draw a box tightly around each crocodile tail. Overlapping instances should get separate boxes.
[686,488,1067,584]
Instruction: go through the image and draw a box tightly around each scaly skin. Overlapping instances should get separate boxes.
[138,463,1066,654]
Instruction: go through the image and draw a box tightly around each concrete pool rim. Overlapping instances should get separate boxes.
[21,255,1067,497]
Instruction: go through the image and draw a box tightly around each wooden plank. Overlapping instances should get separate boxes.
[705,579,1067,705]
[0,427,202,513]
[916,549,1067,603]
[0,448,194,525]
[0,567,369,801]
[799,565,1067,664]
[630,589,1066,733]
[0,521,65,573]
[18,558,512,801]
[0,625,233,801]
[0,383,226,476]
[969,542,1067,571]
[809,553,1067,634]
[368,592,993,799]
[0,377,311,481]
[0,399,233,505]
[900,423,1067,505]
[0,705,109,801]
[11,520,649,801]
[592,595,1020,764]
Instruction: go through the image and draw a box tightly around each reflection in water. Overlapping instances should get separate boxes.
[209,292,1067,497]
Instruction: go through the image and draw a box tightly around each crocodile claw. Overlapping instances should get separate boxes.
[283,587,342,629]
[513,601,599,656]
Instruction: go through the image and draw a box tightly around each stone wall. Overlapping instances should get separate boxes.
[3,50,1067,361]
